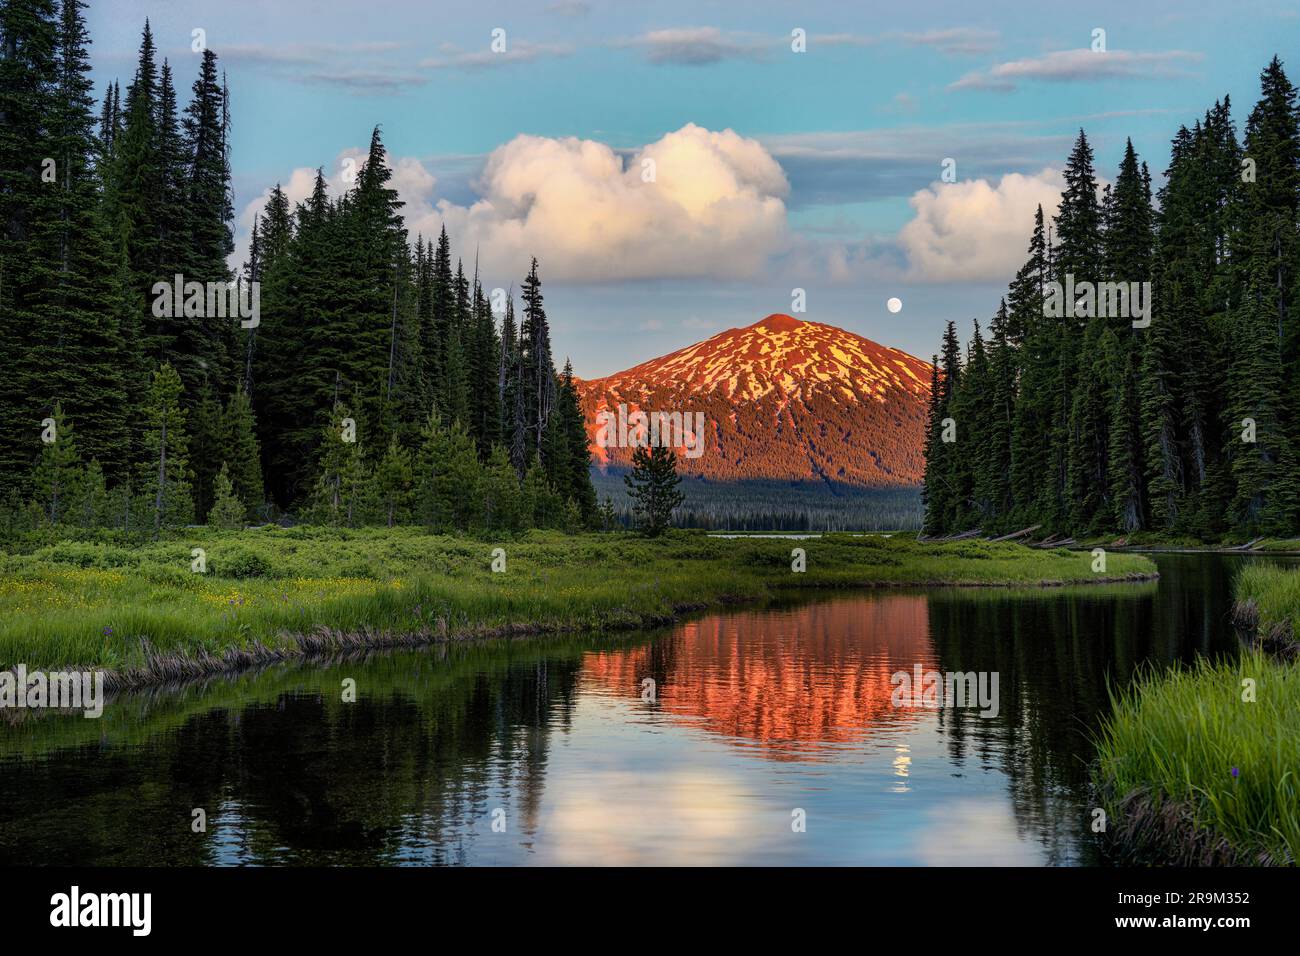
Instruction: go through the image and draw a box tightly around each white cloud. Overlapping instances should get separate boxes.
[898,168,1065,282]
[951,48,1202,92]
[234,124,791,284]
[424,123,790,281]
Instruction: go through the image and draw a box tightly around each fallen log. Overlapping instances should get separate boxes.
[917,528,982,544]
[989,524,1042,542]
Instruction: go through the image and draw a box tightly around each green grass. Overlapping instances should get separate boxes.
[1095,651,1300,865]
[0,526,1156,676]
[1095,563,1300,865]
[1235,562,1300,638]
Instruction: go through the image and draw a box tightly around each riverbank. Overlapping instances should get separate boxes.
[1233,563,1300,657]
[1078,531,1300,554]
[0,527,1157,686]
[1095,562,1300,866]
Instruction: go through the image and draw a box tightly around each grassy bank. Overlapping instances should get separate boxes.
[1095,653,1299,865]
[0,527,1156,683]
[1233,563,1300,656]
[1095,563,1300,865]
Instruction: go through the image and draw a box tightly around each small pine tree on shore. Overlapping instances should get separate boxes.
[208,463,246,530]
[32,404,81,525]
[598,495,618,531]
[625,444,684,537]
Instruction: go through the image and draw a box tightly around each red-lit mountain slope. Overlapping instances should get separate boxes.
[575,314,932,486]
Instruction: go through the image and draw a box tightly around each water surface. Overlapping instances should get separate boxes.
[0,554,1285,866]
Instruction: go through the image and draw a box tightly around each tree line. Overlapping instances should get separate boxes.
[923,57,1300,540]
[0,4,607,537]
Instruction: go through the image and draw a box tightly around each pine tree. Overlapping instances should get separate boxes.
[376,436,414,527]
[256,170,343,506]
[547,361,597,524]
[183,48,232,279]
[1008,205,1057,525]
[31,0,132,479]
[1238,57,1300,530]
[222,384,263,519]
[519,258,557,466]
[208,462,245,530]
[428,224,454,393]
[937,321,964,529]
[961,320,999,526]
[1227,276,1297,531]
[521,455,558,529]
[921,354,946,534]
[482,444,523,533]
[307,401,361,526]
[188,381,222,520]
[1143,123,1214,530]
[104,21,162,342]
[338,127,406,458]
[0,1,57,489]
[31,402,80,524]
[1052,130,1104,527]
[986,300,1017,519]
[155,59,187,280]
[340,453,378,527]
[139,363,194,532]
[1103,139,1155,532]
[597,495,618,531]
[498,290,524,470]
[72,456,108,529]
[467,267,500,454]
[417,414,482,532]
[625,444,684,537]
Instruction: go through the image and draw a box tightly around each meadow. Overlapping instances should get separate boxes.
[0,527,1157,682]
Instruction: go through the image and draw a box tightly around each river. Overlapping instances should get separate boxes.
[0,553,1290,866]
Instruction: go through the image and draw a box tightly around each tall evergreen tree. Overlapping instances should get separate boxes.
[519,257,557,467]
[0,0,59,491]
[31,0,132,479]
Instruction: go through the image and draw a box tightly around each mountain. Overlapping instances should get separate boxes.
[574,314,932,488]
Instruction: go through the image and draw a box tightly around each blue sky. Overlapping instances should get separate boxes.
[86,0,1299,376]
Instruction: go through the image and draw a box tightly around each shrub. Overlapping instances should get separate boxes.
[214,548,274,579]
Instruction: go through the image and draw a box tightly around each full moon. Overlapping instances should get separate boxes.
[887,297,902,313]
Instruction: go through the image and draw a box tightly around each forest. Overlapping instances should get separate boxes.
[923,56,1300,541]
[0,5,599,539]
